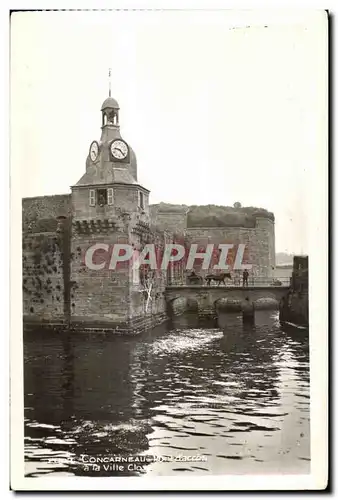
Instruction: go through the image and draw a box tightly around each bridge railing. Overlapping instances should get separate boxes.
[247,277,291,287]
[178,276,291,287]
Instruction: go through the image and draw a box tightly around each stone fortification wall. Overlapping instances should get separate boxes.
[22,195,71,325]
[149,205,275,280]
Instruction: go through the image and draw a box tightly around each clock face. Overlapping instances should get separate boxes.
[110,140,128,160]
[89,141,99,162]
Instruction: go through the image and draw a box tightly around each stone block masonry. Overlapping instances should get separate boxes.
[184,216,275,279]
[23,196,169,333]
[70,226,128,324]
[22,195,276,333]
[22,195,71,325]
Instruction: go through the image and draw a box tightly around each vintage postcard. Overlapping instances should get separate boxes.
[10,7,328,491]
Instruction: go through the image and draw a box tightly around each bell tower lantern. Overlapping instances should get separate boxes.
[101,97,119,128]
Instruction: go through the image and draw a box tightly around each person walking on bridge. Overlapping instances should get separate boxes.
[243,269,249,287]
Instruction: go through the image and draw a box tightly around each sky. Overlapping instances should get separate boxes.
[10,10,327,254]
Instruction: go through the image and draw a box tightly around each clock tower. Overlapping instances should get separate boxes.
[75,95,141,197]
[69,94,156,332]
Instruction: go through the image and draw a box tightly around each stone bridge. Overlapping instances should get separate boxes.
[165,285,289,318]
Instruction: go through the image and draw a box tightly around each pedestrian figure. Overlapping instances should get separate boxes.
[243,269,249,287]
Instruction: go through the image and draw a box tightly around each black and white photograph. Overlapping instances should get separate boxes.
[10,7,328,491]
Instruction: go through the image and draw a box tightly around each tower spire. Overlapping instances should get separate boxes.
[108,68,112,97]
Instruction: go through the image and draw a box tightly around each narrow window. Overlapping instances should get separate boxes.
[107,188,114,205]
[97,189,107,207]
[89,189,96,206]
[139,191,145,209]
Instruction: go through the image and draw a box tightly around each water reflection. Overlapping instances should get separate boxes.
[24,311,310,477]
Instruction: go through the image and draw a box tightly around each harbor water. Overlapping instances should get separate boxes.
[24,310,310,477]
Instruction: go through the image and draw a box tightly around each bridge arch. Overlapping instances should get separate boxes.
[213,291,281,312]
[254,297,279,310]
[165,285,288,319]
[166,295,199,319]
[214,297,241,313]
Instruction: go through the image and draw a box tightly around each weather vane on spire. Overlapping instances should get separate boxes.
[108,68,112,97]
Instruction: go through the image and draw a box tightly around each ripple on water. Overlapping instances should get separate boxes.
[24,312,310,476]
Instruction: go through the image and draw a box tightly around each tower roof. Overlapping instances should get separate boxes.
[74,166,138,187]
[101,97,119,110]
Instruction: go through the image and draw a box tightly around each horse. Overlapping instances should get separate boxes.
[205,272,232,286]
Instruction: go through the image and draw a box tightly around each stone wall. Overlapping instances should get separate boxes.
[255,216,276,275]
[186,218,275,279]
[22,195,71,325]
[279,291,308,327]
[21,190,166,334]
[149,207,275,280]
[279,256,308,327]
[149,209,187,235]
[22,195,71,229]
[70,228,129,326]
[22,194,276,333]
[69,200,167,332]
